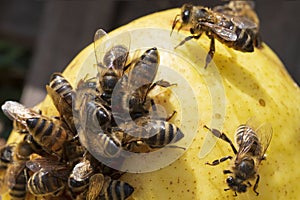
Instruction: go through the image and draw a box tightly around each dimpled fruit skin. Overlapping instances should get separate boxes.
[4,8,300,200]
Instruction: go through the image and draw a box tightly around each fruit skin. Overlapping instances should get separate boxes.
[3,8,300,200]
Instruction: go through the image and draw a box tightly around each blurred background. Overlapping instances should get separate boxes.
[0,0,299,140]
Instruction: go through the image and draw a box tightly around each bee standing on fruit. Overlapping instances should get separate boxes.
[171,2,260,68]
[94,29,130,105]
[204,118,272,196]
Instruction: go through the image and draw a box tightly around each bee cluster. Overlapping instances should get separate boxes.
[0,28,184,200]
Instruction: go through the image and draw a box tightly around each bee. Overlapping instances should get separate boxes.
[26,157,71,197]
[25,116,73,159]
[120,116,185,153]
[94,29,130,105]
[74,78,112,135]
[204,118,272,195]
[172,3,259,68]
[113,47,174,123]
[46,72,76,133]
[68,153,95,195]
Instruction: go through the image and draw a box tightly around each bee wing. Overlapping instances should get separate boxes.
[231,16,257,29]
[1,101,40,125]
[94,29,131,69]
[254,122,273,156]
[5,162,26,190]
[246,117,273,156]
[94,29,108,67]
[87,173,104,200]
[201,22,237,41]
[26,157,70,177]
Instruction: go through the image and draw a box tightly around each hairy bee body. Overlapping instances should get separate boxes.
[98,178,134,200]
[172,2,260,68]
[205,118,272,195]
[27,169,65,197]
[46,72,76,133]
[8,166,27,200]
[68,157,94,194]
[25,117,72,158]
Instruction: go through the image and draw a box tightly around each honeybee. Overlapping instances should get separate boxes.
[204,118,272,195]
[172,3,259,68]
[68,153,96,195]
[26,157,71,197]
[25,116,73,159]
[113,47,173,123]
[46,72,76,133]
[94,29,130,105]
[120,116,184,153]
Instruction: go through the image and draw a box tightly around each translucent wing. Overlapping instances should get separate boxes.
[231,16,257,29]
[201,22,237,41]
[87,173,104,200]
[253,122,273,157]
[94,29,108,67]
[94,28,131,69]
[246,117,273,157]
[1,101,40,126]
[26,157,70,180]
[5,162,26,190]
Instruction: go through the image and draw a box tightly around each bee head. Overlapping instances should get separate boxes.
[181,4,193,24]
[226,176,247,193]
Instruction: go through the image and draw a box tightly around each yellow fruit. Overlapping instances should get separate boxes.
[4,8,300,200]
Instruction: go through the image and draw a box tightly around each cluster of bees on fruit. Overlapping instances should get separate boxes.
[0,0,273,199]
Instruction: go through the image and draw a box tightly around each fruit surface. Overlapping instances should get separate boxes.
[4,8,300,200]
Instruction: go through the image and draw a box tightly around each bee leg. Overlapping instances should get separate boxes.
[206,155,233,166]
[203,125,238,154]
[204,33,215,69]
[175,29,202,49]
[165,110,177,121]
[223,169,233,174]
[253,175,260,196]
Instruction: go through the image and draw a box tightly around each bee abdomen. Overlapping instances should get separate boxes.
[26,117,70,156]
[145,121,184,147]
[9,170,27,200]
[99,180,134,200]
[27,170,65,196]
[85,101,111,131]
[98,134,121,158]
[49,73,73,106]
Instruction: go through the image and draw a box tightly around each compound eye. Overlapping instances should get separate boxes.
[226,176,234,185]
[182,10,190,23]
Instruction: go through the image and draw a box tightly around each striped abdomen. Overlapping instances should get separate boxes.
[26,117,71,157]
[235,124,261,156]
[143,120,184,148]
[49,73,73,106]
[27,170,65,196]
[9,168,27,200]
[99,179,134,200]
